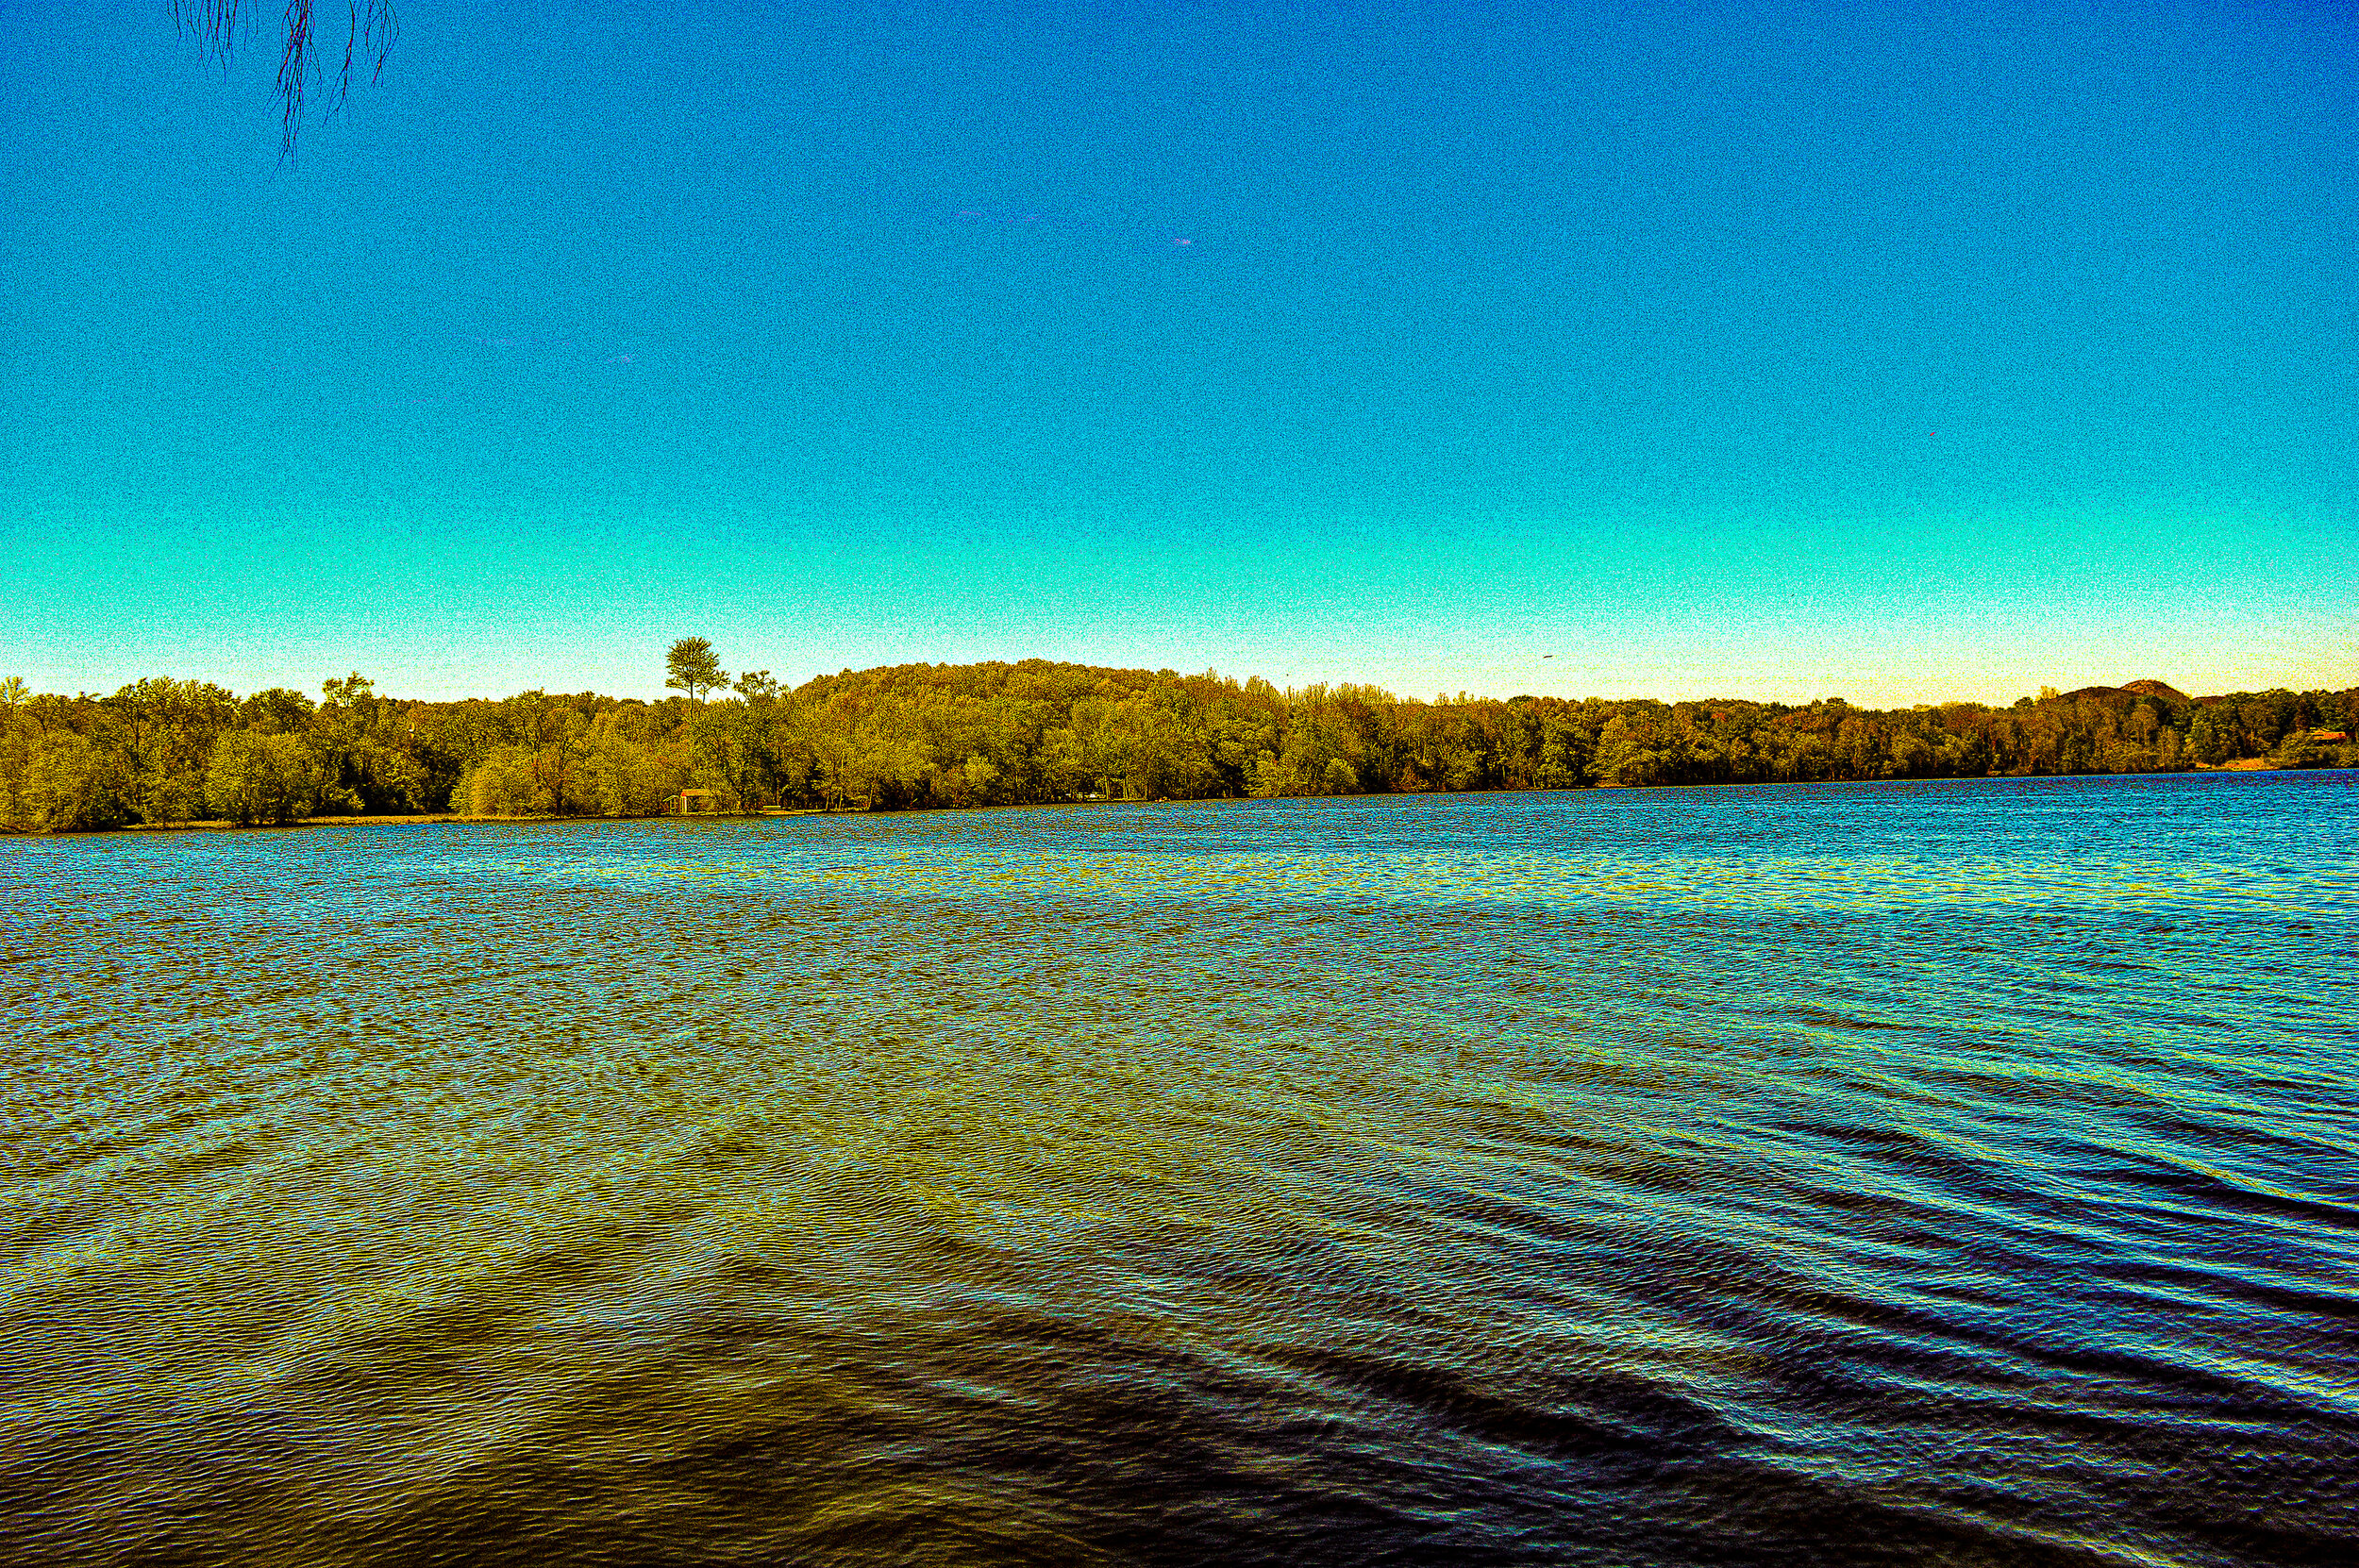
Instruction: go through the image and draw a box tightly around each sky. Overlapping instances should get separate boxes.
[2,0,2352,707]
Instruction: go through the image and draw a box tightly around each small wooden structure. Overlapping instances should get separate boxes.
[678,788,722,815]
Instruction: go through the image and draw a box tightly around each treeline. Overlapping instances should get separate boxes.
[0,663,2351,832]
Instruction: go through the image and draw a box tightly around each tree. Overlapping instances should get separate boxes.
[241,687,318,733]
[666,638,727,703]
[182,1,399,154]
[206,730,325,825]
[460,745,542,816]
[25,730,132,831]
[314,671,413,813]
[110,676,235,824]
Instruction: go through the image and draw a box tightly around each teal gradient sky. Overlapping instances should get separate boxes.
[3,1,2351,705]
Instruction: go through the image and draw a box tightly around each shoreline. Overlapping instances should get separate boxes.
[7,760,2339,838]
[75,807,841,834]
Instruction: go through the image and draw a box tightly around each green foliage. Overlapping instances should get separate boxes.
[107,676,237,824]
[205,730,326,826]
[581,714,689,816]
[0,665,2351,832]
[241,687,317,733]
[460,745,544,815]
[312,672,432,815]
[666,638,727,702]
[25,730,133,831]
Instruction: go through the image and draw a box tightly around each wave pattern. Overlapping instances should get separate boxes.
[2,773,2354,1565]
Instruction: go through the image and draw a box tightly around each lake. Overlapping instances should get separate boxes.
[3,773,2353,1565]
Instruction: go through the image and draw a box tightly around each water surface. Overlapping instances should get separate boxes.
[4,773,2354,1565]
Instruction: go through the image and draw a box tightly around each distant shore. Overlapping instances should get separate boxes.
[19,759,2325,838]
[6,662,2347,835]
[92,807,840,833]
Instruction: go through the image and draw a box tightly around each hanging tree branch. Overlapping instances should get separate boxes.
[176,2,399,154]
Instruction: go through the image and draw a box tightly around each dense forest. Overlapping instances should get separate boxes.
[0,657,2351,832]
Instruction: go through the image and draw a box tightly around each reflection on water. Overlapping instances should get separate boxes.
[3,773,2354,1565]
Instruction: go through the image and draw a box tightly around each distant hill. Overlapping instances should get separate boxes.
[2057,681,2192,706]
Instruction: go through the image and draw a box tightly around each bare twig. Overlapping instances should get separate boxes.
[177,1,398,154]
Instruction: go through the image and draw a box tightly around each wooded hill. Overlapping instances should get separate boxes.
[1,663,2351,831]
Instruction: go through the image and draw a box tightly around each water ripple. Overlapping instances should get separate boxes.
[2,772,2354,1565]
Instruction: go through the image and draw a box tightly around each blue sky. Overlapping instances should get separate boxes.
[3,0,2351,705]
